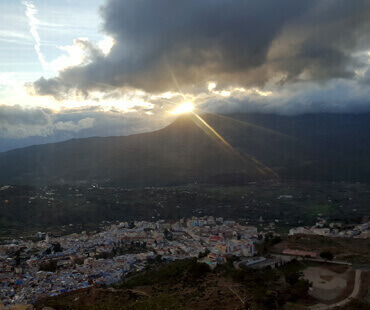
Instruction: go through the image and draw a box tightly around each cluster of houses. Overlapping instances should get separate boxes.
[289,219,370,238]
[0,216,257,307]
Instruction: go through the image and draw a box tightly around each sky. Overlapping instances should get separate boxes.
[0,0,369,152]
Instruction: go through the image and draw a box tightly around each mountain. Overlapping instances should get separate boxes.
[0,113,277,186]
[0,112,369,186]
[225,113,370,182]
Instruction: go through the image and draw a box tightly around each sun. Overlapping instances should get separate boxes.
[170,102,194,114]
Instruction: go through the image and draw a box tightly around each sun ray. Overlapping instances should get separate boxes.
[165,63,193,103]
[193,113,235,151]
[204,112,292,139]
[193,113,279,177]
[163,69,280,177]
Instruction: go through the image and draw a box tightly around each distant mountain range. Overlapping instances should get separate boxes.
[1,113,369,186]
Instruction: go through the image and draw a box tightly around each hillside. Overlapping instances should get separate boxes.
[0,112,369,186]
[0,113,280,186]
[227,113,370,182]
[34,259,313,310]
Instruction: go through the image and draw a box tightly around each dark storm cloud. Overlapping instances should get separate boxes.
[29,0,370,99]
[199,79,370,115]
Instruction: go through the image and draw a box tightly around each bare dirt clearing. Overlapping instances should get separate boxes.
[303,267,351,301]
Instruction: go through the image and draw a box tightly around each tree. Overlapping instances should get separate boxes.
[288,279,312,302]
[14,250,21,265]
[39,260,58,272]
[75,258,84,265]
[271,236,282,246]
[226,255,241,264]
[155,254,163,262]
[52,243,63,253]
[198,248,210,259]
[320,251,334,261]
[285,272,301,286]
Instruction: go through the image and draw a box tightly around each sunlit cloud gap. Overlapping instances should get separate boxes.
[170,102,194,114]
[194,113,279,177]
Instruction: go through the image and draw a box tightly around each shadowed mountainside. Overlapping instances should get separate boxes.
[0,112,369,186]
[0,113,276,186]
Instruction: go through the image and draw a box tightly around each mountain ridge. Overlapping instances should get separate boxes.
[1,112,370,186]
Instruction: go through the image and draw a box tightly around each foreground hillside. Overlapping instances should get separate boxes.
[34,258,370,310]
[34,259,310,310]
[1,113,370,186]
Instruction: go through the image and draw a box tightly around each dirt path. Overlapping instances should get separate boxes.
[309,269,362,310]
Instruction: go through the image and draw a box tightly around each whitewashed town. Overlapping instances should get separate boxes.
[0,216,259,307]
[1,213,370,309]
[289,220,370,239]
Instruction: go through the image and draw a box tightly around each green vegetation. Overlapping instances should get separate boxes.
[320,250,334,260]
[308,204,335,215]
[214,260,312,309]
[1,181,368,239]
[337,300,370,310]
[36,258,318,310]
[95,243,148,259]
[277,259,322,276]
[257,232,282,254]
[130,294,184,310]
[39,260,58,272]
[118,258,210,289]
[40,293,185,310]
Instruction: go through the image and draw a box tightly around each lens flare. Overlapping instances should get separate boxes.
[170,102,194,114]
[193,113,279,178]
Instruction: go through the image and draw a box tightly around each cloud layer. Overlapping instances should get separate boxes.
[29,0,370,100]
[9,0,367,152]
[0,104,169,152]
[0,105,96,139]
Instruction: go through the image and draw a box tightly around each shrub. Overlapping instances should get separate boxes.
[39,260,58,272]
[285,272,302,286]
[320,251,334,260]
